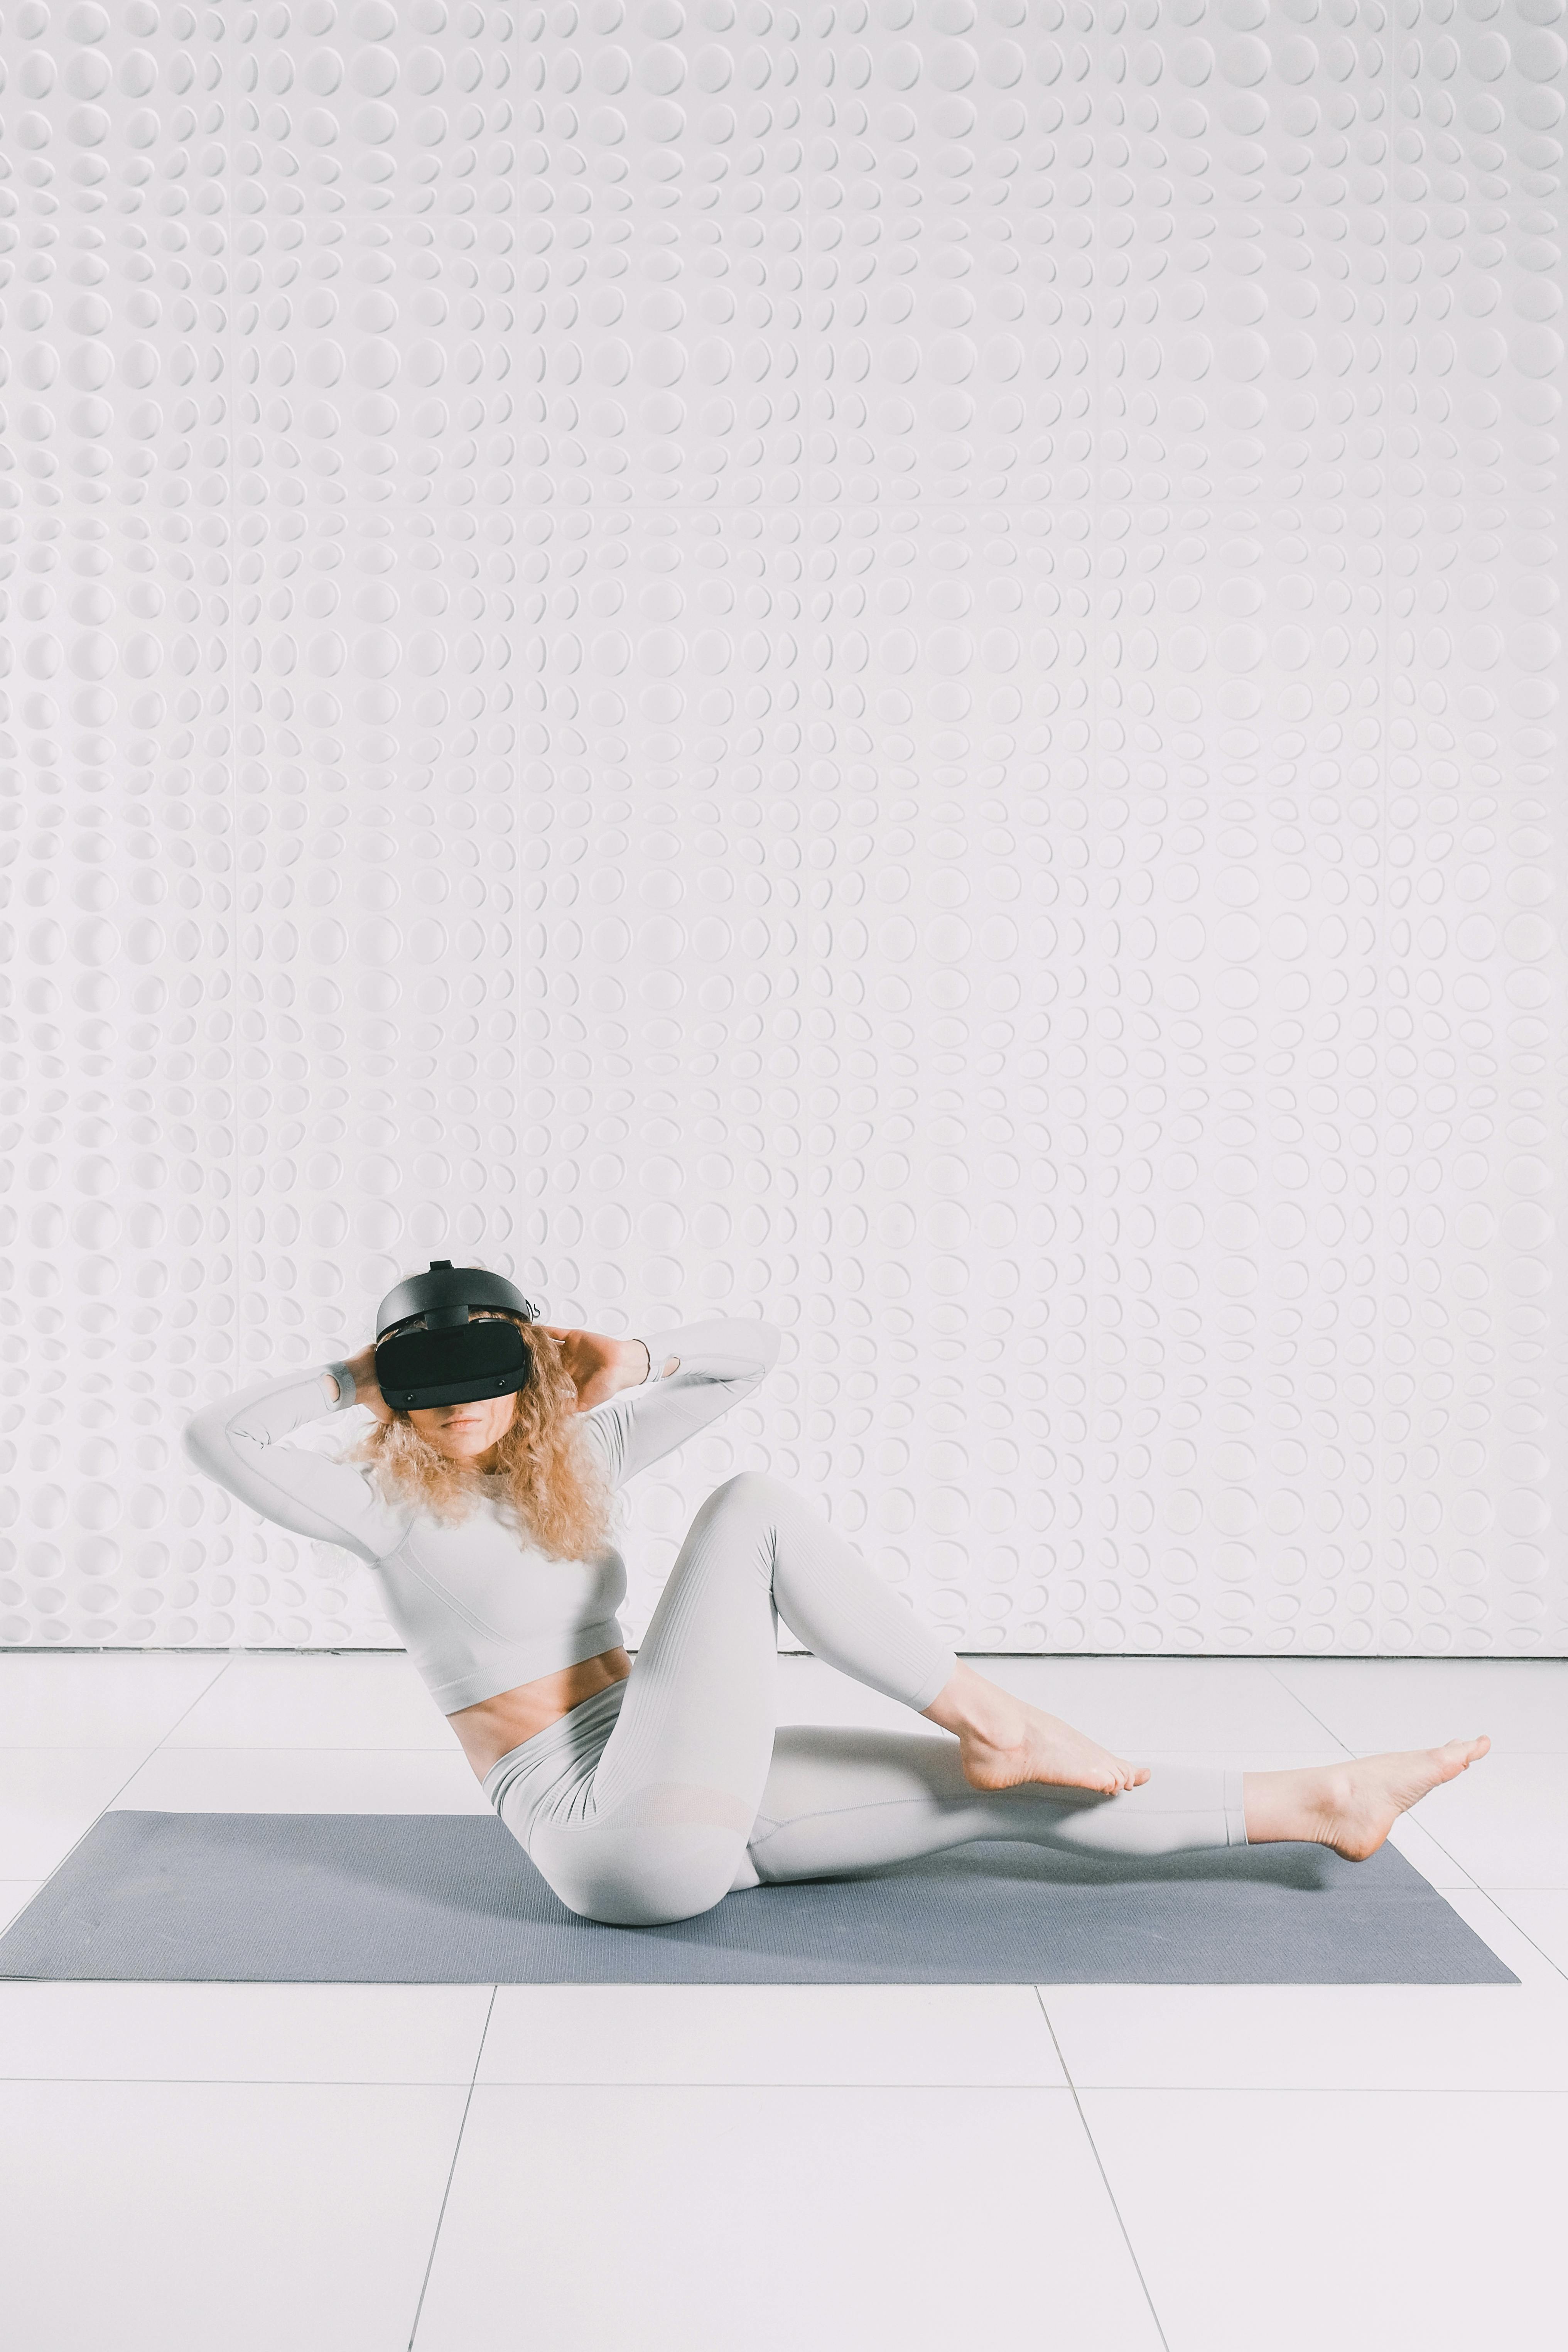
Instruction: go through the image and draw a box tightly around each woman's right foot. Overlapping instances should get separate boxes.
[957,1702,1151,1797]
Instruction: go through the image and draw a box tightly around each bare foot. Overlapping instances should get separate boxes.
[957,1702,1153,1798]
[1246,1736,1490,1860]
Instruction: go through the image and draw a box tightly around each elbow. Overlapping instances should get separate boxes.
[182,1412,230,1482]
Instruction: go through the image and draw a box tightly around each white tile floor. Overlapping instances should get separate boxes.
[0,1649,1561,2352]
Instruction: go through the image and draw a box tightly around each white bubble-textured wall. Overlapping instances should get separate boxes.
[0,0,1562,1658]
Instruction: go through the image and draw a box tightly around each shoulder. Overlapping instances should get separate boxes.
[342,1454,424,1544]
[575,1401,623,1469]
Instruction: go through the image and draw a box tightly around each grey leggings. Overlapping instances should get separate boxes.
[484,1474,1248,1927]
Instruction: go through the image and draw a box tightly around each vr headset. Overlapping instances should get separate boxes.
[373,1260,545,1413]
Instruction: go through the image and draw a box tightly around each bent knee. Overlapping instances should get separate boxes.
[530,1817,749,1930]
[707,1469,792,1516]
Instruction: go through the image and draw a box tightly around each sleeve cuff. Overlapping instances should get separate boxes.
[634,1338,657,1387]
[323,1361,357,1409]
[638,1326,689,1382]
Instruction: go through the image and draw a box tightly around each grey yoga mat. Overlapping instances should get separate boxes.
[0,1810,1517,1985]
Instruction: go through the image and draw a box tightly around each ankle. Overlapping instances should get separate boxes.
[1243,1763,1353,1848]
[921,1664,1023,1749]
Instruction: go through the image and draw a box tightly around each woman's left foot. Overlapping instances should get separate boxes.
[1252,1736,1490,1860]
[958,1702,1151,1797]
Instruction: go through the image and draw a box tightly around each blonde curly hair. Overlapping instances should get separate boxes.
[348,1315,614,1562]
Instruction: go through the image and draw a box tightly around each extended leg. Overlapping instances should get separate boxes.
[745,1724,1246,1885]
[743,1728,1494,1884]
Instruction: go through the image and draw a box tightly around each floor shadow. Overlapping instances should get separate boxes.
[842,1839,1373,1893]
[170,1812,1382,1911]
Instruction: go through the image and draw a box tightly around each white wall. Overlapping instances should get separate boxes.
[1,0,1562,1659]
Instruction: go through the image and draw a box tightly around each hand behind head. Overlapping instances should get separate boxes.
[343,1343,394,1423]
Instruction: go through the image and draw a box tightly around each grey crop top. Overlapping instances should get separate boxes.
[184,1319,782,1713]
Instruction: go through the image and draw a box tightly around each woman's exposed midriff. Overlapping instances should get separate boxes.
[446,1645,633,1780]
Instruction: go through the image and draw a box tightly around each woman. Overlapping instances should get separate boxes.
[186,1309,1488,1929]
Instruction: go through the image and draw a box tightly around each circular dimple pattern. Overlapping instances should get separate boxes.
[0,4,1561,1661]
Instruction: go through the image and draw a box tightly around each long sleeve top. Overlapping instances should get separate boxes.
[183,1320,782,1713]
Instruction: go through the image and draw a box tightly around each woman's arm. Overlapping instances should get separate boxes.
[183,1358,404,1560]
[574,1319,782,1488]
[537,1327,675,1412]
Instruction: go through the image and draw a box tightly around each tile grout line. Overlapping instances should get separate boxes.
[3,1659,239,1916]
[1259,1661,1357,1758]
[7,2075,1568,2094]
[1033,1987,1172,2352]
[145,1656,238,1754]
[405,1984,498,2350]
[132,1744,471,1755]
[1453,1887,1568,1993]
